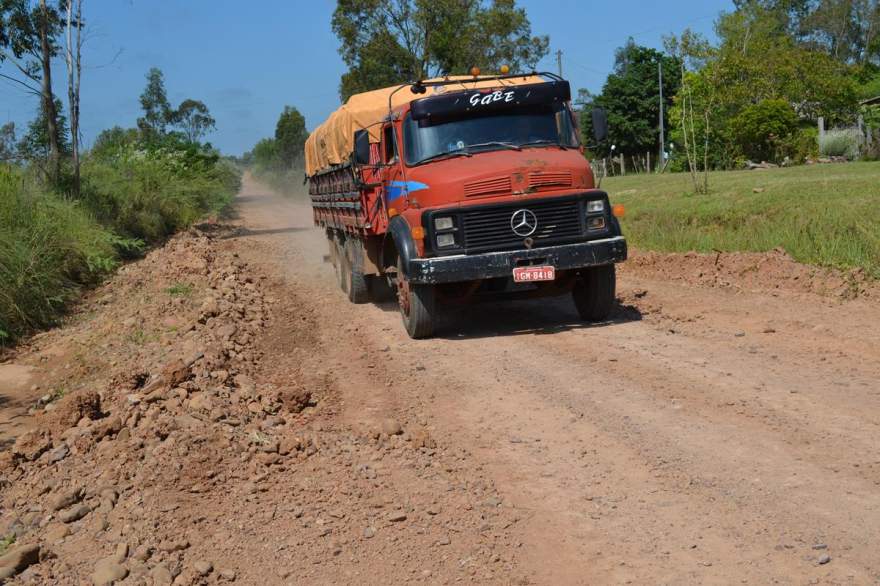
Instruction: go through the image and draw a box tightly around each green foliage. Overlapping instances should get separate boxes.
[0,164,118,343]
[744,0,880,66]
[332,0,549,100]
[665,5,859,172]
[819,128,861,158]
[83,136,240,247]
[583,40,681,158]
[174,99,216,143]
[137,67,173,138]
[136,68,216,145]
[857,72,880,100]
[733,99,799,163]
[274,106,308,168]
[165,282,193,297]
[605,162,880,277]
[786,126,820,163]
[0,122,14,161]
[17,97,71,161]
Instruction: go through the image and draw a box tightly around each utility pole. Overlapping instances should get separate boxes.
[556,49,563,77]
[658,61,665,173]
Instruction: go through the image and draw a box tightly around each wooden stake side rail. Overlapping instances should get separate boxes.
[308,163,371,234]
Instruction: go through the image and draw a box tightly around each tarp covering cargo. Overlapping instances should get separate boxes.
[304,75,546,176]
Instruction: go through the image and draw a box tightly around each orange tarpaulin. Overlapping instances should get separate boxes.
[304,75,545,176]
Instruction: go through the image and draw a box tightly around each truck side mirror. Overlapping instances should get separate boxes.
[591,107,608,143]
[354,129,371,166]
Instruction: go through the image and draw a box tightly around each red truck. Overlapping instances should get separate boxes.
[304,71,627,338]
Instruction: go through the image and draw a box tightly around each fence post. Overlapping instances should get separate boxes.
[857,115,865,147]
[620,154,626,176]
[818,117,825,141]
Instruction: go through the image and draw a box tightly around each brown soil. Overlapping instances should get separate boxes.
[1,174,878,585]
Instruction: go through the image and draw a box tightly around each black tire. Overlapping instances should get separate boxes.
[369,275,397,302]
[332,234,347,293]
[397,259,436,338]
[573,264,616,321]
[344,238,370,304]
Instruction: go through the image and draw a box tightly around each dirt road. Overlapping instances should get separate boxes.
[2,174,878,585]
[232,175,880,584]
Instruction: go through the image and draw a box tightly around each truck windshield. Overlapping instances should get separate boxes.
[403,103,578,166]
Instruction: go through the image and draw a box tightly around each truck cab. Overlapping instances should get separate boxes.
[307,74,627,338]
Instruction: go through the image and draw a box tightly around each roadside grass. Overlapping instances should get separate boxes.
[165,282,194,297]
[603,162,880,277]
[1,144,241,345]
[0,166,118,343]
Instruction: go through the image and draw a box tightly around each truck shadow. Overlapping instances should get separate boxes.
[438,298,641,340]
[218,226,311,240]
[374,297,642,339]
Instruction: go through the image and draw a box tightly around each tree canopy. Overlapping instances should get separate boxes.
[135,67,217,144]
[137,67,173,137]
[582,39,681,158]
[274,106,308,168]
[175,99,216,143]
[332,0,549,100]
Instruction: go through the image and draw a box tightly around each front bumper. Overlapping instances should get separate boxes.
[407,236,627,285]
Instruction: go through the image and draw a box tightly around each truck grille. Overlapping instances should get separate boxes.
[461,199,583,251]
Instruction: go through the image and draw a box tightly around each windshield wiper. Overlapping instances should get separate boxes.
[415,150,473,165]
[466,141,522,152]
[520,139,570,150]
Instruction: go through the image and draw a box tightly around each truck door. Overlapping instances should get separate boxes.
[381,124,403,210]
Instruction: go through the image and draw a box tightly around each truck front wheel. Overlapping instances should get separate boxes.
[572,265,616,322]
[397,259,436,339]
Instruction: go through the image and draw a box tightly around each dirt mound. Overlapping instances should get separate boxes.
[0,222,525,584]
[623,247,878,300]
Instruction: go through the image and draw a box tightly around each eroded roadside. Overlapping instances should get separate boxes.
[0,221,529,584]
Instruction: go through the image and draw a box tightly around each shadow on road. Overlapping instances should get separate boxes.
[368,295,642,339]
[435,297,641,340]
[218,226,311,240]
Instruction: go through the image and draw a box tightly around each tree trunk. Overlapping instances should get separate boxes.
[39,0,61,185]
[65,0,83,196]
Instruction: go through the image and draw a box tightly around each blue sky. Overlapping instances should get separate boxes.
[1,0,733,155]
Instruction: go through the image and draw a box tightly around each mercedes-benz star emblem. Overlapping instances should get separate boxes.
[510,209,538,237]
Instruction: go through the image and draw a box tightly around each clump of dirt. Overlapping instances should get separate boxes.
[0,222,526,584]
[623,247,878,300]
[49,391,103,430]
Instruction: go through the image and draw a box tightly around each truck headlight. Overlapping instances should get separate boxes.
[436,233,456,247]
[434,217,454,231]
[586,200,605,213]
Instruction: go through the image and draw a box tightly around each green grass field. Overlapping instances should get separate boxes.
[603,162,880,277]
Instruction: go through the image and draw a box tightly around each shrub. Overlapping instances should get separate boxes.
[785,126,819,163]
[82,141,240,247]
[819,129,861,158]
[0,165,118,343]
[733,99,799,163]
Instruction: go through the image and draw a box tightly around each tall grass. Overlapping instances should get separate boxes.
[0,140,241,344]
[604,162,880,277]
[0,166,117,342]
[83,145,240,246]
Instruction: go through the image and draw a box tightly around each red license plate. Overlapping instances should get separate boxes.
[512,265,556,283]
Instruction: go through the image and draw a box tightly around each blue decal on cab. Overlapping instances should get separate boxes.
[386,180,428,202]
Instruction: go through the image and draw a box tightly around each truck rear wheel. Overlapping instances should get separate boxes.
[397,259,436,339]
[572,264,616,322]
[330,233,346,292]
[344,238,370,304]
